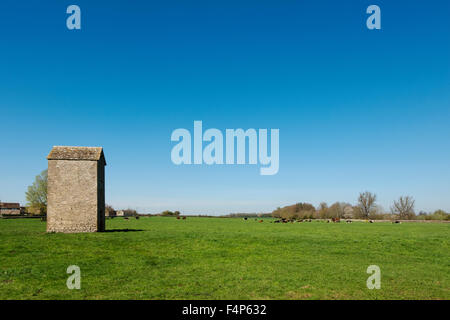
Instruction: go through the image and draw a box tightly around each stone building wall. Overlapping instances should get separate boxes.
[0,203,21,216]
[0,209,21,215]
[47,159,104,233]
[97,161,105,231]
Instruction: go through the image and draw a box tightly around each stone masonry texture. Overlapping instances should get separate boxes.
[47,146,106,233]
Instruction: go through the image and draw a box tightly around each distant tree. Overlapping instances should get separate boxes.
[272,207,282,218]
[294,203,315,219]
[357,191,377,218]
[105,205,116,216]
[271,203,315,219]
[431,209,449,221]
[123,209,138,217]
[352,206,363,218]
[226,213,264,218]
[328,202,351,218]
[25,170,47,215]
[391,196,415,219]
[161,210,180,216]
[368,205,387,219]
[317,202,329,219]
[343,205,354,219]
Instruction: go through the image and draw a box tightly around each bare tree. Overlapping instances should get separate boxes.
[358,191,377,218]
[317,202,329,219]
[329,202,351,218]
[391,196,415,219]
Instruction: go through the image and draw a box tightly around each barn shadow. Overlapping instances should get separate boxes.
[104,229,144,233]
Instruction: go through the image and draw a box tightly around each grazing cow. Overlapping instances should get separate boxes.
[124,217,129,220]
[331,217,340,223]
[243,217,248,221]
[393,220,401,224]
[176,216,181,220]
[259,219,263,223]
[274,220,280,223]
[182,216,186,220]
[369,220,374,223]
[136,216,140,220]
[346,220,352,223]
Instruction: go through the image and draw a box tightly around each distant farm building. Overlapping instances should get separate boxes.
[0,203,21,216]
[116,210,125,217]
[46,146,106,233]
[116,210,136,217]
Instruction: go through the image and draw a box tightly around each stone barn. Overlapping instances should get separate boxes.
[47,146,106,233]
[0,203,21,216]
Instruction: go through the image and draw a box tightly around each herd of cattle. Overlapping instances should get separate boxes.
[242,217,353,223]
[243,217,402,224]
[118,216,401,224]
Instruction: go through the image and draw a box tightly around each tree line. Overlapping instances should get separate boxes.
[272,192,449,221]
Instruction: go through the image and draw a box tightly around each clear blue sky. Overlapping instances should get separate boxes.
[1,1,449,214]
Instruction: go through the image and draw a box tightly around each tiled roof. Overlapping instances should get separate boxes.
[0,203,20,209]
[47,146,106,165]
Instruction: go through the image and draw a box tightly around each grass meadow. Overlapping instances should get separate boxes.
[0,217,448,300]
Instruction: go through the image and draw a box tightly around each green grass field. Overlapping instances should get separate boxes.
[0,217,448,300]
